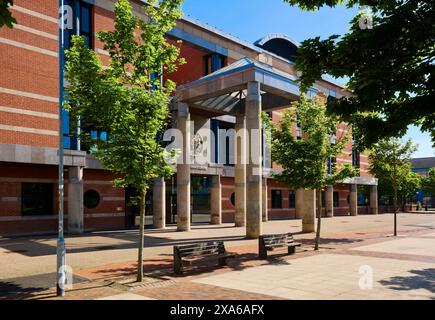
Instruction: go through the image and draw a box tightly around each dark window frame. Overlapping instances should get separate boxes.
[288,190,295,209]
[271,190,282,209]
[21,183,54,216]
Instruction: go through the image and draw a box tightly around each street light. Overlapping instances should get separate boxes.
[57,0,66,297]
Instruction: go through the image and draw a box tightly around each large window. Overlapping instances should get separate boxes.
[205,53,226,75]
[271,190,282,209]
[22,183,54,216]
[64,1,94,150]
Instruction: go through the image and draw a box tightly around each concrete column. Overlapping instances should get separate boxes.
[325,186,334,218]
[370,185,378,215]
[262,178,268,222]
[68,166,84,234]
[295,188,304,219]
[302,189,316,233]
[349,184,358,216]
[153,177,166,229]
[234,115,246,227]
[210,175,222,225]
[177,103,191,232]
[245,81,262,239]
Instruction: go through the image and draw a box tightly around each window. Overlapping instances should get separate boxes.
[84,189,100,209]
[328,157,337,175]
[80,2,92,47]
[22,183,54,216]
[333,192,340,208]
[358,193,367,206]
[288,191,295,208]
[271,190,282,209]
[327,89,336,104]
[351,130,360,168]
[296,117,302,140]
[352,150,360,167]
[205,53,226,75]
[230,192,235,206]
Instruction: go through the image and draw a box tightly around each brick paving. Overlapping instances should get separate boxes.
[1,213,435,300]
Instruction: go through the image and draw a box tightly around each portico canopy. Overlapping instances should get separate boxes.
[176,58,309,116]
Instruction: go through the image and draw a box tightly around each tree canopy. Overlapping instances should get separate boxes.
[0,0,16,28]
[369,138,421,210]
[283,0,435,149]
[422,168,435,196]
[266,95,358,191]
[264,95,358,249]
[65,0,185,281]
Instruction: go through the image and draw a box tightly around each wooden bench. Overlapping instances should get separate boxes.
[259,233,301,259]
[173,241,236,275]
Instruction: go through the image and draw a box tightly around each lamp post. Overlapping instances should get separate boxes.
[57,0,66,297]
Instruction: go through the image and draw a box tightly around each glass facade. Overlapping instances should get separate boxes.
[63,0,94,150]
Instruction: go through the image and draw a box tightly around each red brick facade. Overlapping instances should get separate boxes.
[0,0,376,236]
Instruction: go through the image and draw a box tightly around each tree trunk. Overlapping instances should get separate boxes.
[393,185,398,237]
[314,188,322,251]
[137,187,146,282]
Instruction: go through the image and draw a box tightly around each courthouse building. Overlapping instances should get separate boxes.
[0,0,379,236]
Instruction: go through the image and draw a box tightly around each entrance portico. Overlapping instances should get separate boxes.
[172,58,306,238]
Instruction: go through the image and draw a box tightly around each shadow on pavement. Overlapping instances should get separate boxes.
[0,281,47,300]
[0,273,87,300]
[379,268,435,296]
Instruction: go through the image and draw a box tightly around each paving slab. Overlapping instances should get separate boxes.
[194,254,435,300]
[352,237,435,257]
[97,293,156,300]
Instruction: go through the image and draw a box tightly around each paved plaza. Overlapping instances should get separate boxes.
[0,213,434,300]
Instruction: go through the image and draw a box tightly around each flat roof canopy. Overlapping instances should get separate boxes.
[176,58,313,116]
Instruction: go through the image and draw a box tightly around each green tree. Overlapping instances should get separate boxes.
[369,138,418,235]
[283,0,435,148]
[65,0,185,282]
[264,95,358,250]
[0,0,16,28]
[422,168,435,198]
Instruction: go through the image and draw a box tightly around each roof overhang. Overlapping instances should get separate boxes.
[176,58,307,116]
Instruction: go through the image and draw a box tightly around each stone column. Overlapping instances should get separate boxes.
[234,115,246,227]
[325,186,334,218]
[68,166,84,234]
[370,185,378,215]
[302,189,316,233]
[295,188,304,219]
[153,177,166,229]
[245,81,262,239]
[177,102,191,232]
[349,184,358,216]
[262,178,268,222]
[210,175,222,225]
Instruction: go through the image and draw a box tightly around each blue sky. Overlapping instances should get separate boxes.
[182,0,434,158]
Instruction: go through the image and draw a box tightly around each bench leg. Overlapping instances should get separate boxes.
[218,257,227,267]
[174,249,183,275]
[174,259,183,275]
[259,238,268,259]
[288,246,296,255]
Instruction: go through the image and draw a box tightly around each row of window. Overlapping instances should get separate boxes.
[21,183,100,216]
[270,190,342,209]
